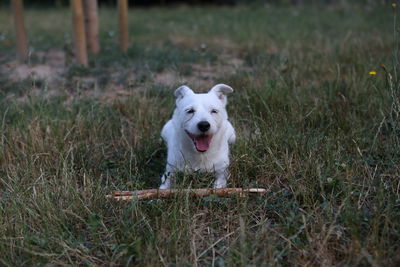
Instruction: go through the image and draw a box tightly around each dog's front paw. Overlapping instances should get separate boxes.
[159,183,171,189]
[213,179,227,189]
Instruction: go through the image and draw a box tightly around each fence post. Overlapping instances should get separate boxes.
[83,0,100,54]
[71,0,88,66]
[118,0,129,52]
[11,0,28,62]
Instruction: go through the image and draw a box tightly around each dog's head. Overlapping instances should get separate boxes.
[173,84,233,152]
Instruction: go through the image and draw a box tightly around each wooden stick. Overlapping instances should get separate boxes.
[71,0,88,66]
[118,0,129,52]
[11,0,28,62]
[106,188,267,201]
[83,0,100,54]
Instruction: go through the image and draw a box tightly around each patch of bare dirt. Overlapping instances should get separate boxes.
[8,87,65,104]
[1,49,66,82]
[2,46,250,105]
[155,71,179,86]
[96,83,135,103]
[13,64,61,81]
[153,54,248,90]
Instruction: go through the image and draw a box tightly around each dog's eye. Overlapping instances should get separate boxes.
[186,108,195,114]
[211,109,218,114]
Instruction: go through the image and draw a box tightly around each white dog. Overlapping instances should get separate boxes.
[159,84,236,189]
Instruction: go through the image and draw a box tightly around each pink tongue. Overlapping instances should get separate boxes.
[194,135,212,151]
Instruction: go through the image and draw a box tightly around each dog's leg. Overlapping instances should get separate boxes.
[160,171,175,189]
[213,168,229,188]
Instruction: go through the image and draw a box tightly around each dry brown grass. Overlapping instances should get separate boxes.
[0,3,399,266]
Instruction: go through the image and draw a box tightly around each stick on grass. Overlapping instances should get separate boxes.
[107,188,267,200]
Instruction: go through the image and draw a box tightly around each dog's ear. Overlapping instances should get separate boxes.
[209,84,234,105]
[174,85,194,100]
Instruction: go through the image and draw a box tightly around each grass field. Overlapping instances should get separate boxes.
[1,2,399,266]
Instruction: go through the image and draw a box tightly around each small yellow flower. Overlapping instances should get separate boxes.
[393,3,397,8]
[369,71,377,75]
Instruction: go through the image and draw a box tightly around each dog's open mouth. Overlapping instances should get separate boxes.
[186,131,213,152]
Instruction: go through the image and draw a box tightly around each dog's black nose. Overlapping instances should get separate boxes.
[197,121,210,132]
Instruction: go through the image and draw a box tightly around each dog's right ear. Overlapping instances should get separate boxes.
[174,85,194,100]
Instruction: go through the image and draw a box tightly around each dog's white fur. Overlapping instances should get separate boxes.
[160,84,236,189]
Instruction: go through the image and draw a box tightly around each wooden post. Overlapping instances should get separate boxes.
[71,0,88,66]
[118,0,129,52]
[83,0,100,54]
[11,0,28,62]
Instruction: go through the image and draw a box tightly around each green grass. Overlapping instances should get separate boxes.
[1,2,400,266]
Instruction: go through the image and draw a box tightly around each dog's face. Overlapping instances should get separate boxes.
[173,84,233,152]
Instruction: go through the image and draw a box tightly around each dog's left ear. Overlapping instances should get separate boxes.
[209,84,234,105]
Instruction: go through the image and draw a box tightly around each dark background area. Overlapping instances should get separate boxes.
[0,0,389,7]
